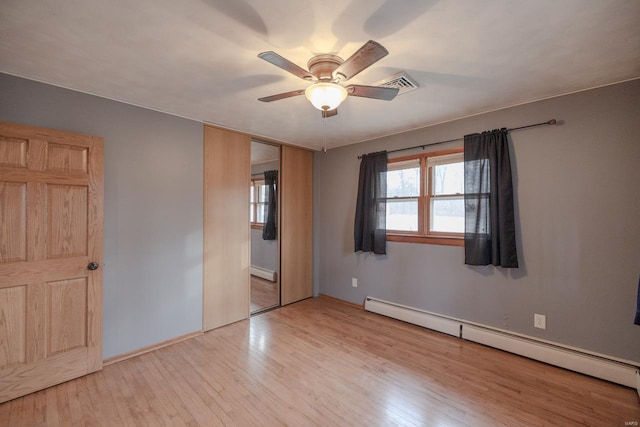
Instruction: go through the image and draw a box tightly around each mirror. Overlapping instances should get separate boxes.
[250,140,280,314]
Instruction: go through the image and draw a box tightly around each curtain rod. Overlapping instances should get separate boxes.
[357,119,557,159]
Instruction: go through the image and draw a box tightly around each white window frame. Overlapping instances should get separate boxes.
[250,178,267,228]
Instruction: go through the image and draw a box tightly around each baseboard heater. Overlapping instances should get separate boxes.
[250,266,277,282]
[365,296,640,393]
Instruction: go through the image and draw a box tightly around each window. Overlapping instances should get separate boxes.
[250,178,268,228]
[386,148,464,246]
[386,158,420,231]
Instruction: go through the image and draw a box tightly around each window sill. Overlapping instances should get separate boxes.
[387,233,464,247]
[251,224,264,230]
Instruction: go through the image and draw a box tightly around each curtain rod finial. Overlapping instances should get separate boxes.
[548,119,557,125]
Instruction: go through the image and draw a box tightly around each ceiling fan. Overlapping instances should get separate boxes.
[257,40,399,118]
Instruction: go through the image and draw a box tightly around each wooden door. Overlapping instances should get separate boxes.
[280,145,313,305]
[203,125,250,331]
[0,121,103,403]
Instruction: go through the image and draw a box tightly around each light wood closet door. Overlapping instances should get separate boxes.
[203,126,250,331]
[280,145,313,305]
[0,121,104,403]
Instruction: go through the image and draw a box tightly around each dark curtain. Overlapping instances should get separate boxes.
[354,151,387,254]
[262,170,277,240]
[464,129,518,267]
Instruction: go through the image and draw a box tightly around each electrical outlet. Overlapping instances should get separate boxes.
[352,278,358,288]
[534,314,546,330]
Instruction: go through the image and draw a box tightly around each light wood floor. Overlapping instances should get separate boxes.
[2,297,639,426]
[250,275,279,313]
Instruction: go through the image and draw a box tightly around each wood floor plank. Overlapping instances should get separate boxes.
[18,390,38,427]
[250,275,279,313]
[63,380,84,426]
[98,364,136,427]
[150,347,229,426]
[42,388,59,427]
[28,390,47,426]
[131,354,185,427]
[16,390,32,427]
[145,352,200,426]
[53,382,72,426]
[121,358,168,426]
[1,297,638,426]
[7,397,22,427]
[162,345,241,425]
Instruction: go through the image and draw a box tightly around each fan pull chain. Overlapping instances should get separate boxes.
[322,117,327,153]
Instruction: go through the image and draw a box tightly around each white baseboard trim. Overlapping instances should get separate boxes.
[364,297,460,337]
[250,265,276,282]
[463,324,637,388]
[364,296,639,390]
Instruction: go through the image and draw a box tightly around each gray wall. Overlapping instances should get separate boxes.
[315,79,640,362]
[0,73,203,359]
[251,228,278,273]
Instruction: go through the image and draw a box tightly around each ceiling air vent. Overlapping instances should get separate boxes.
[376,71,419,95]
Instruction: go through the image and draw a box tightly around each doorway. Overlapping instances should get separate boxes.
[250,140,280,313]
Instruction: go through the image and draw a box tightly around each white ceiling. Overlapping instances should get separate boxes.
[251,140,279,165]
[1,0,639,151]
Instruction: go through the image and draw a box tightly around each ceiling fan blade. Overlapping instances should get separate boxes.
[332,40,389,81]
[322,109,338,118]
[258,51,314,80]
[346,85,399,100]
[258,89,305,102]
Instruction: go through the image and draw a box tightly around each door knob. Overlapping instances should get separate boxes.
[88,262,99,271]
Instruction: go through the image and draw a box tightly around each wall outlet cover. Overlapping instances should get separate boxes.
[534,313,546,329]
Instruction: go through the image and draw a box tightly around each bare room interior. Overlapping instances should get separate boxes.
[1,1,639,425]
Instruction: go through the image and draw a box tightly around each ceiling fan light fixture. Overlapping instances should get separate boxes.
[305,82,348,111]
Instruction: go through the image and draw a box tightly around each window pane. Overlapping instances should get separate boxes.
[433,162,463,195]
[387,165,420,198]
[250,185,255,202]
[258,184,269,202]
[464,158,490,194]
[430,198,464,233]
[257,202,267,223]
[465,196,490,235]
[250,202,255,222]
[386,199,418,231]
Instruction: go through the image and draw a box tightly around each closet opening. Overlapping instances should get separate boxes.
[250,140,280,314]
